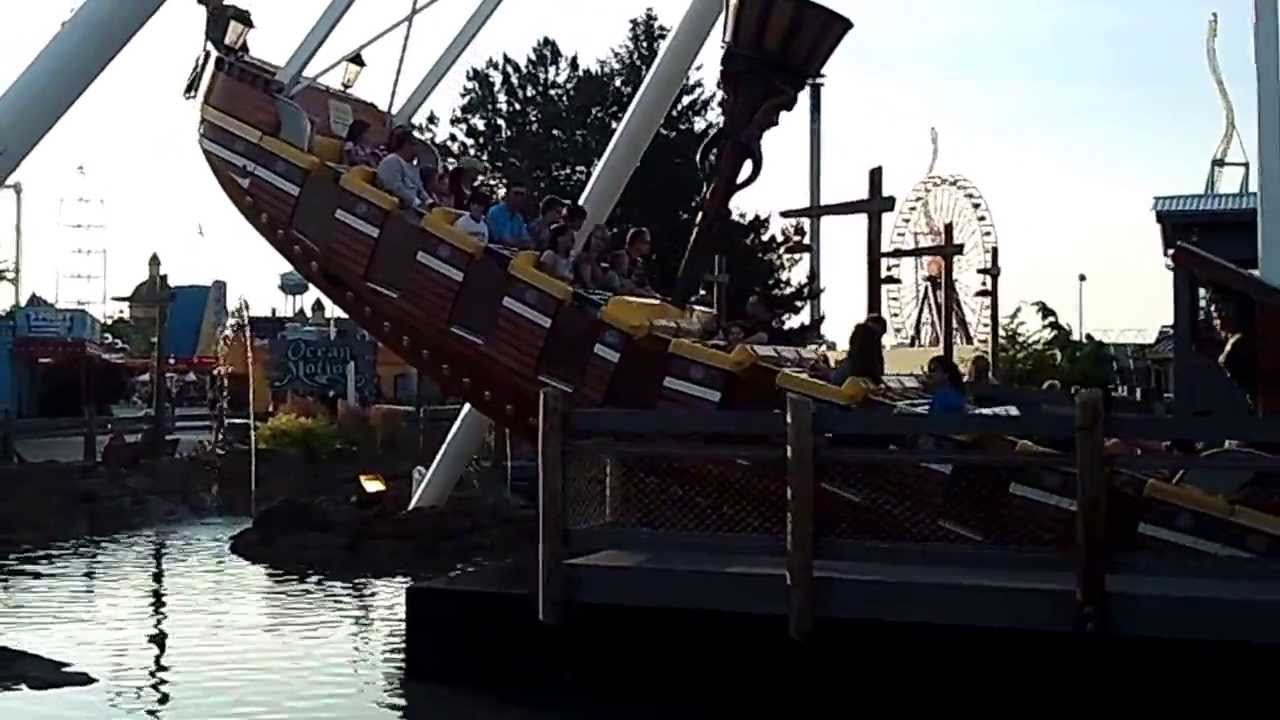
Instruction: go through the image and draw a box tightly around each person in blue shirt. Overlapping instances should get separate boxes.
[926,355,967,414]
[486,181,533,248]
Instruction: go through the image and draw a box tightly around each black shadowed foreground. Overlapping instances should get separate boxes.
[0,647,96,692]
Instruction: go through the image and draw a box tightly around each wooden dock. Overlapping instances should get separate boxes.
[536,389,1280,645]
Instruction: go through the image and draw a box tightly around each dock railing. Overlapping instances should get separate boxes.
[538,388,1280,640]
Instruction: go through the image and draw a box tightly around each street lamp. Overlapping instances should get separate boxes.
[222,5,254,53]
[341,53,367,92]
[1077,272,1087,341]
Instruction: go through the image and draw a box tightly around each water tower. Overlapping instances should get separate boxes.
[278,270,308,315]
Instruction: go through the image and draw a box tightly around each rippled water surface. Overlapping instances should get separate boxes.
[0,520,446,719]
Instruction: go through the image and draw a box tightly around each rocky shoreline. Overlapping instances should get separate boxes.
[228,491,536,577]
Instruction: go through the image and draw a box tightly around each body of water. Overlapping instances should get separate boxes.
[0,519,560,719]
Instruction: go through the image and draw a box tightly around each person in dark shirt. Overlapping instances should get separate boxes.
[1210,288,1258,411]
[529,196,566,251]
[742,294,782,345]
[831,320,885,385]
[608,227,652,291]
[926,355,966,414]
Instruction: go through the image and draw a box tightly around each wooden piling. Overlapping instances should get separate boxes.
[538,388,566,625]
[1074,388,1107,632]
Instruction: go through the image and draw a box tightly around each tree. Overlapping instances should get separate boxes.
[439,10,809,327]
[998,301,1114,390]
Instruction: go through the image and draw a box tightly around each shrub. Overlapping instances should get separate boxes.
[256,413,340,461]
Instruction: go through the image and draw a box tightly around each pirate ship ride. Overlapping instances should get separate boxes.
[193,0,1280,558]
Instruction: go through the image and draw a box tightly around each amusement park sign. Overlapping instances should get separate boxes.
[269,336,376,402]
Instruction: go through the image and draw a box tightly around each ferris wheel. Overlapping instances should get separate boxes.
[884,132,998,350]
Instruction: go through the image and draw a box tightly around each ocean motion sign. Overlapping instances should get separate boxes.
[269,336,376,402]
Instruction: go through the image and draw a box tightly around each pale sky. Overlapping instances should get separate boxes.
[0,0,1264,344]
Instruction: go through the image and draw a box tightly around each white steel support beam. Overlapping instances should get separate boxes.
[574,0,722,251]
[392,0,506,127]
[0,0,167,185]
[1256,0,1280,285]
[276,0,358,91]
[418,0,719,510]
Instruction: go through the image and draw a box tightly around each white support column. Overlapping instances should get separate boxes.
[408,403,492,510]
[275,0,358,91]
[0,0,166,185]
[574,0,722,251]
[1256,0,1280,285]
[416,0,720,511]
[392,0,505,127]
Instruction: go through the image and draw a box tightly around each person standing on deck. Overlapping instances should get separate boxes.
[487,180,533,248]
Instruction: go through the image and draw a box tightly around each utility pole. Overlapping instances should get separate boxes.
[807,79,822,327]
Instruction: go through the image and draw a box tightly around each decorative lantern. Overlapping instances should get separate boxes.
[341,53,366,92]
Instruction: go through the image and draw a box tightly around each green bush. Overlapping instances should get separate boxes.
[256,413,340,461]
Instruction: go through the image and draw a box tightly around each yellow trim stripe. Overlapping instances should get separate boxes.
[600,297,684,338]
[259,135,322,172]
[777,371,867,406]
[667,339,755,373]
[423,218,485,258]
[508,252,573,302]
[201,105,263,143]
[1144,479,1280,535]
[339,169,399,212]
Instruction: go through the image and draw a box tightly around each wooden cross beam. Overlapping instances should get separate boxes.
[781,166,897,316]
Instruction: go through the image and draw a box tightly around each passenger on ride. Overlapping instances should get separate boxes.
[609,227,652,291]
[375,128,428,212]
[342,119,378,166]
[564,204,588,234]
[486,181,533,247]
[453,191,492,244]
[602,251,632,294]
[529,196,566,251]
[449,157,486,209]
[415,142,445,208]
[573,224,610,290]
[967,354,993,385]
[926,356,967,415]
[742,294,783,345]
[538,223,575,282]
[830,321,885,386]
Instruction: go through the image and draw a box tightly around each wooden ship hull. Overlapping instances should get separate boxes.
[198,56,1280,560]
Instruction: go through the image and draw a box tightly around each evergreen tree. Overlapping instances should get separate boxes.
[439,9,813,329]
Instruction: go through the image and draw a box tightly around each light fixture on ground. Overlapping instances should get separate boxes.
[356,473,388,508]
[341,52,366,91]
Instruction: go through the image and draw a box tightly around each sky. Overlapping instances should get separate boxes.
[0,0,1265,346]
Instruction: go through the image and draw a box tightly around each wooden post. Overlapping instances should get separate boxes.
[80,357,96,464]
[538,388,565,625]
[866,167,887,317]
[1074,388,1107,632]
[942,223,955,365]
[988,246,1001,381]
[786,393,815,642]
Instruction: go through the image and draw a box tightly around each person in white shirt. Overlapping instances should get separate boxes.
[453,190,491,244]
[375,128,426,212]
[538,223,574,282]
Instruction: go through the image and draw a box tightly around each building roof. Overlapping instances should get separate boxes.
[1152,193,1256,215]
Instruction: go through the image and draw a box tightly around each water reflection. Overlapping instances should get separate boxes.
[0,520,415,719]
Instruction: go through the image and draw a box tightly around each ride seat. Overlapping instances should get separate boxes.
[339,166,398,211]
[600,296,685,338]
[508,251,573,302]
[430,207,466,227]
[423,211,485,258]
[312,135,344,165]
[776,371,869,408]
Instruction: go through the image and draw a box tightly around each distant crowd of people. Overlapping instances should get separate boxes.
[342,123,654,296]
